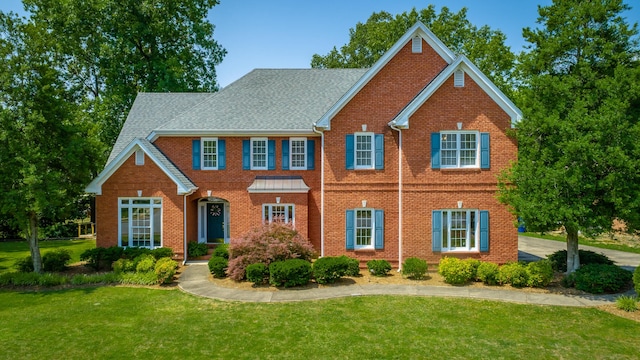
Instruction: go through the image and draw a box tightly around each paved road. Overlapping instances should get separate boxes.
[518,235,640,271]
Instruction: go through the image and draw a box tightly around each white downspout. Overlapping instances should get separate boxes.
[390,124,403,271]
[312,125,325,257]
[183,195,188,265]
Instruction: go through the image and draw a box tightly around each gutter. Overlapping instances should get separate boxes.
[183,194,188,265]
[389,124,403,271]
[312,125,325,257]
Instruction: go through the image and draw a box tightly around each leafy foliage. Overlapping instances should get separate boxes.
[498,262,529,288]
[438,257,474,285]
[154,257,178,284]
[402,257,428,280]
[526,260,554,288]
[213,244,229,260]
[187,242,208,258]
[245,263,269,285]
[476,261,500,285]
[134,254,156,273]
[208,256,228,278]
[634,266,640,295]
[112,258,135,274]
[547,249,614,272]
[367,260,392,277]
[615,295,638,312]
[80,246,124,271]
[313,256,349,284]
[269,259,312,288]
[341,256,361,277]
[42,249,72,272]
[572,264,632,294]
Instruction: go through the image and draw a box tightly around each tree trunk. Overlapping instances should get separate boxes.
[566,227,580,274]
[27,212,43,273]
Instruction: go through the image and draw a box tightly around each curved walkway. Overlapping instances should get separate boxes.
[178,236,640,306]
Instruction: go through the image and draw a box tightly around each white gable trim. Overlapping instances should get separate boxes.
[315,22,455,130]
[390,55,523,128]
[85,138,197,196]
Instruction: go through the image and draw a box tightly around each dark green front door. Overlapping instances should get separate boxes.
[207,203,224,244]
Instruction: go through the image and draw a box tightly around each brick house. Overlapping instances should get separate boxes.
[86,22,521,266]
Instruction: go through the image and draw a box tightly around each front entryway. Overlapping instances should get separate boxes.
[198,198,229,244]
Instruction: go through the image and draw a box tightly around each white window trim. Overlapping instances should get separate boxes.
[251,137,268,170]
[118,197,162,249]
[201,137,218,170]
[354,132,375,170]
[440,209,479,252]
[289,137,307,170]
[135,150,144,166]
[354,208,375,250]
[440,130,480,169]
[262,204,295,226]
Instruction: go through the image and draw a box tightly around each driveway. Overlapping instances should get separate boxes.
[518,235,640,271]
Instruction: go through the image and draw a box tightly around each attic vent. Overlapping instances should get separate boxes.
[135,149,145,165]
[454,70,465,87]
[412,36,422,53]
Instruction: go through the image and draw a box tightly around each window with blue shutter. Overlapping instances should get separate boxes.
[345,210,354,250]
[435,209,487,252]
[345,134,354,170]
[218,139,226,170]
[480,133,490,169]
[242,140,250,170]
[192,139,201,170]
[267,140,276,170]
[374,134,384,170]
[282,140,290,170]
[431,133,440,169]
[374,209,384,249]
[307,139,315,170]
[480,210,489,252]
[432,210,442,251]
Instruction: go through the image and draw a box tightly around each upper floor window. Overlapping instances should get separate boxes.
[242,138,275,170]
[431,131,490,169]
[192,138,225,170]
[251,138,268,170]
[346,133,384,170]
[290,138,307,170]
[202,138,218,170]
[355,133,373,169]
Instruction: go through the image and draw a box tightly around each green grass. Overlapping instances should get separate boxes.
[0,287,638,359]
[0,239,95,274]
[522,232,640,254]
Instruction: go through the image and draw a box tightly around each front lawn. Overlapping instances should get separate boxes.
[0,239,95,274]
[0,287,638,359]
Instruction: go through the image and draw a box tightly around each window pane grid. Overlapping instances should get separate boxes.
[291,140,306,168]
[252,140,266,168]
[263,204,295,225]
[356,135,372,167]
[355,210,372,246]
[441,210,478,251]
[440,132,477,168]
[203,140,217,168]
[119,198,161,249]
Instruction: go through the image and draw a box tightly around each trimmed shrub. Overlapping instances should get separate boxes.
[464,259,481,281]
[438,257,474,285]
[42,249,72,272]
[340,256,361,277]
[476,261,500,285]
[498,262,529,288]
[112,258,135,274]
[135,254,157,273]
[15,256,34,273]
[573,264,632,294]
[269,259,312,287]
[547,249,614,272]
[402,257,428,280]
[155,257,178,284]
[633,266,640,295]
[151,247,174,260]
[246,263,269,285]
[313,256,349,284]
[213,244,229,260]
[122,247,151,260]
[227,223,315,281]
[616,295,638,312]
[80,246,124,271]
[208,256,228,278]
[187,242,208,258]
[119,271,159,285]
[526,259,554,288]
[367,259,392,277]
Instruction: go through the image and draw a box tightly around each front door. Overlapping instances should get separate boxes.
[207,203,225,244]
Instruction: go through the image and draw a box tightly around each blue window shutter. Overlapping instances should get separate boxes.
[374,134,384,170]
[346,210,355,250]
[432,210,442,252]
[431,133,440,169]
[218,139,226,170]
[192,139,201,170]
[282,140,290,170]
[480,132,490,169]
[307,139,315,170]
[374,209,384,249]
[480,210,489,252]
[268,140,276,170]
[242,140,250,170]
[345,134,354,170]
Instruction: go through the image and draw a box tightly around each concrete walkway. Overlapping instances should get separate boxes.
[178,236,639,306]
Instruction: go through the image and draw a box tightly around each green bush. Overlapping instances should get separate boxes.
[476,261,500,285]
[155,257,178,284]
[187,242,208,258]
[246,263,269,285]
[213,244,229,259]
[0,272,68,287]
[402,257,428,280]
[122,247,151,260]
[572,264,632,294]
[151,247,174,260]
[119,271,159,285]
[42,249,72,272]
[15,256,34,273]
[208,256,228,278]
[80,246,124,271]
[438,257,474,285]
[269,259,312,287]
[526,259,554,288]
[313,256,349,284]
[464,259,481,281]
[70,273,121,285]
[112,258,135,274]
[633,266,640,295]
[615,295,638,312]
[547,249,614,272]
[340,256,361,277]
[367,259,392,277]
[134,254,157,273]
[498,262,529,288]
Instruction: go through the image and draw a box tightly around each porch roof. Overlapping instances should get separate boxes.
[247,176,310,193]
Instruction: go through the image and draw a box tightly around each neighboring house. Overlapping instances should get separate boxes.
[86,22,521,266]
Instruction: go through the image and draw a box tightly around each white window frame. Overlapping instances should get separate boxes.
[118,198,162,249]
[201,137,218,170]
[354,132,374,170]
[135,150,144,166]
[440,131,480,169]
[440,209,479,252]
[354,208,374,249]
[262,204,295,226]
[251,137,268,170]
[289,137,307,170]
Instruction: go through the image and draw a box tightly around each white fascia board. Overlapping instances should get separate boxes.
[316,22,455,130]
[147,129,317,142]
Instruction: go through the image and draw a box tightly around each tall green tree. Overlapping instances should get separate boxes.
[0,13,101,272]
[23,0,226,156]
[499,0,640,273]
[311,6,516,97]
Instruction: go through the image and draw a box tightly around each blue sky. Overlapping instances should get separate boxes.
[2,0,639,87]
